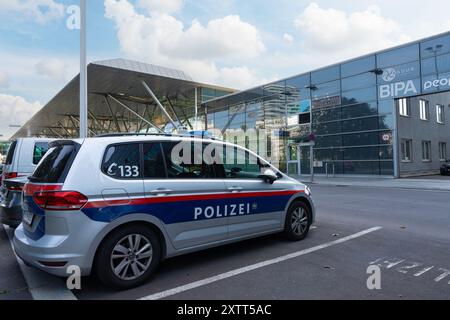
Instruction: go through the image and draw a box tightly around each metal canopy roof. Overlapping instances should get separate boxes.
[12,58,233,139]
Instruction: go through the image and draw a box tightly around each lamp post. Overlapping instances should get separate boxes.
[79,0,88,138]
[305,84,318,182]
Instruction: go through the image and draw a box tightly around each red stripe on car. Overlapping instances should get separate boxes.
[84,190,303,209]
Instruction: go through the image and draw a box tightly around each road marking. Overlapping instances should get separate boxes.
[370,257,405,269]
[414,266,434,277]
[434,268,450,282]
[2,224,77,300]
[371,257,450,285]
[140,226,382,300]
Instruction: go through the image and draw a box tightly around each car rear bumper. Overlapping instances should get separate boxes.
[13,224,90,277]
[13,212,108,277]
[0,188,24,227]
[0,204,22,228]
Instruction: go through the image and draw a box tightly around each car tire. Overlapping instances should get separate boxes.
[95,224,161,290]
[283,201,311,241]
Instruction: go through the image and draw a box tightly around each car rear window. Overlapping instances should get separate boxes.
[30,144,78,183]
[5,141,17,165]
[33,142,50,165]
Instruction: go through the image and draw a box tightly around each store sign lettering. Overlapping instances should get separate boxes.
[379,80,418,99]
[423,76,450,90]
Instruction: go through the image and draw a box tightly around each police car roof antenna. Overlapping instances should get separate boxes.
[141,80,179,132]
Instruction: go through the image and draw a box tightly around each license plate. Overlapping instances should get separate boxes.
[22,208,34,226]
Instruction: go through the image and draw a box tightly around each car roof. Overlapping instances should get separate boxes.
[84,135,229,145]
[14,137,57,142]
[52,135,265,160]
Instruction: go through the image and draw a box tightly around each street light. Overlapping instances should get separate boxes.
[369,68,384,75]
[304,85,317,182]
[79,0,88,138]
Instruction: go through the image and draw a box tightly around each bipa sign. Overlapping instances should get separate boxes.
[379,80,418,99]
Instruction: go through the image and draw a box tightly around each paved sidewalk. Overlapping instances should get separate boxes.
[292,175,450,191]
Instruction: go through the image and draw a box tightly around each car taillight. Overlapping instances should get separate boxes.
[4,172,18,180]
[33,191,88,211]
[7,185,23,191]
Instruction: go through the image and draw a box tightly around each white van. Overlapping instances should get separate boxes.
[1,138,55,227]
[1,138,55,182]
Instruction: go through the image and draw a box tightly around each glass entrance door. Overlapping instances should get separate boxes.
[287,143,313,175]
[286,144,300,175]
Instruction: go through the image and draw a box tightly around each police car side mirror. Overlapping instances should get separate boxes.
[258,168,278,184]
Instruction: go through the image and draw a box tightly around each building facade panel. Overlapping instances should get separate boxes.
[204,32,450,177]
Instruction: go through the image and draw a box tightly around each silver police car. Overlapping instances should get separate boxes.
[14,134,315,289]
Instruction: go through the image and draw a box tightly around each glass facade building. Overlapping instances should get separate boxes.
[204,32,450,177]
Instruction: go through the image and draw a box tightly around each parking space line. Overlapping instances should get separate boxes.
[140,226,382,300]
[3,225,77,300]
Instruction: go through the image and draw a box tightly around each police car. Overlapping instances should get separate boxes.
[13,134,315,289]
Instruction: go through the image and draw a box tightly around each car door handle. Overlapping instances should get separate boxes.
[149,188,172,196]
[227,186,243,193]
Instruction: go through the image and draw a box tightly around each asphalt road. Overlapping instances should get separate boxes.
[0,224,31,300]
[1,185,449,300]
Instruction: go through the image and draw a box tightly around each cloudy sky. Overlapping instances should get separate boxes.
[0,0,450,139]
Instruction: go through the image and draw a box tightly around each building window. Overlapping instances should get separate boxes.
[422,141,431,162]
[401,139,412,162]
[398,98,409,117]
[439,142,448,161]
[436,104,445,124]
[419,99,429,121]
[298,112,311,125]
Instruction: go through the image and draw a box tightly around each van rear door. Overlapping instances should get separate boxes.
[2,140,19,182]
[17,140,51,175]
[1,140,19,201]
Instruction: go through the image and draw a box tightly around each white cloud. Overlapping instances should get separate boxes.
[104,0,266,89]
[214,66,266,90]
[0,51,79,104]
[137,0,183,14]
[294,3,410,60]
[0,72,10,88]
[283,33,294,45]
[35,58,68,81]
[2,0,65,24]
[0,94,42,139]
